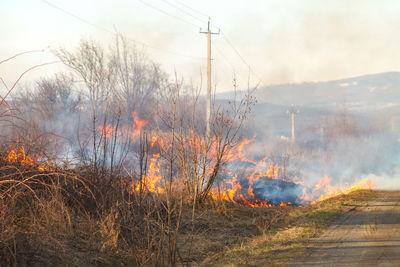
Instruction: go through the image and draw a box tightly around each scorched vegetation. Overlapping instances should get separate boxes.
[0,36,375,266]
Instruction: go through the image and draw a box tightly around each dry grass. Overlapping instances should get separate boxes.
[177,203,290,265]
[207,190,378,267]
[0,153,378,266]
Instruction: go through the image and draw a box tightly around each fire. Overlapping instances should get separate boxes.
[312,177,376,203]
[122,124,376,208]
[211,174,242,203]
[210,169,290,208]
[296,175,377,204]
[224,135,267,168]
[209,136,295,207]
[210,136,377,207]
[127,135,167,195]
[132,112,148,138]
[98,124,114,140]
[279,201,288,207]
[237,136,258,165]
[3,146,44,171]
[134,153,164,194]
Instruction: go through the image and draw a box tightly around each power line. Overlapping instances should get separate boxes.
[220,31,261,82]
[173,0,261,83]
[165,0,261,82]
[39,0,203,60]
[133,0,259,87]
[214,44,235,73]
[41,0,114,34]
[155,0,257,85]
[213,49,236,87]
[137,0,201,29]
[171,0,209,20]
[41,0,260,83]
[159,0,207,25]
[221,33,248,68]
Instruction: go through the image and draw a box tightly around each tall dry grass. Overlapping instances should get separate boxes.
[0,149,186,266]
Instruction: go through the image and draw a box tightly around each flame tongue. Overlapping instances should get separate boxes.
[4,146,44,171]
[98,124,114,140]
[132,112,148,138]
[310,177,376,203]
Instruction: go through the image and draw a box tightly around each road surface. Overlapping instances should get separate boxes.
[288,190,400,267]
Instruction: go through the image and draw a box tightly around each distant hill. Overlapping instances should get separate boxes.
[217,72,400,138]
[218,72,400,112]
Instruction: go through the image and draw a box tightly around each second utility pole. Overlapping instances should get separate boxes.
[286,104,299,144]
[201,18,219,137]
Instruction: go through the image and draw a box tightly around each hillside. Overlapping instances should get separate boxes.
[219,72,400,110]
[218,72,400,139]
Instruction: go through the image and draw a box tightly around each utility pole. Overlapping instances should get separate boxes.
[200,18,219,137]
[286,104,299,144]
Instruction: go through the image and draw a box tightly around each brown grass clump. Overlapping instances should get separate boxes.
[0,148,186,266]
[0,152,290,266]
[0,148,378,266]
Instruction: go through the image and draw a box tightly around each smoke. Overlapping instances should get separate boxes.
[3,32,400,207]
[241,0,400,85]
[239,103,400,201]
[374,174,400,190]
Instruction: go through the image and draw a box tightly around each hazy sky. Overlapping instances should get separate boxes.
[1,0,400,93]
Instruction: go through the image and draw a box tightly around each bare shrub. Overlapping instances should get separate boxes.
[0,40,258,266]
[155,76,255,206]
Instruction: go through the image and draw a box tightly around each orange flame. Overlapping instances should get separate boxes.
[296,175,377,204]
[134,153,164,194]
[132,112,148,138]
[98,124,114,140]
[211,136,295,207]
[4,146,44,171]
[128,136,167,195]
[123,130,377,208]
[313,177,376,203]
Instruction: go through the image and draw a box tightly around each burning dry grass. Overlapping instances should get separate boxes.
[0,145,378,266]
[0,148,98,265]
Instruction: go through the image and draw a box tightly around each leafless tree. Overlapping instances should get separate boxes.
[54,36,165,176]
[112,35,167,117]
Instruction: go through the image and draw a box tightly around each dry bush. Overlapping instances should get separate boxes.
[0,156,93,265]
[0,43,260,266]
[154,75,256,210]
[53,36,166,176]
[0,49,182,266]
[0,152,186,266]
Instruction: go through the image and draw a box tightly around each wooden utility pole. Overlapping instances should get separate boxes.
[286,104,299,144]
[200,18,219,137]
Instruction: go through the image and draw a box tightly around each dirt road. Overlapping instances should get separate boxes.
[288,191,400,266]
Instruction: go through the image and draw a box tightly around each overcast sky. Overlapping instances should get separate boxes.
[1,0,400,93]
